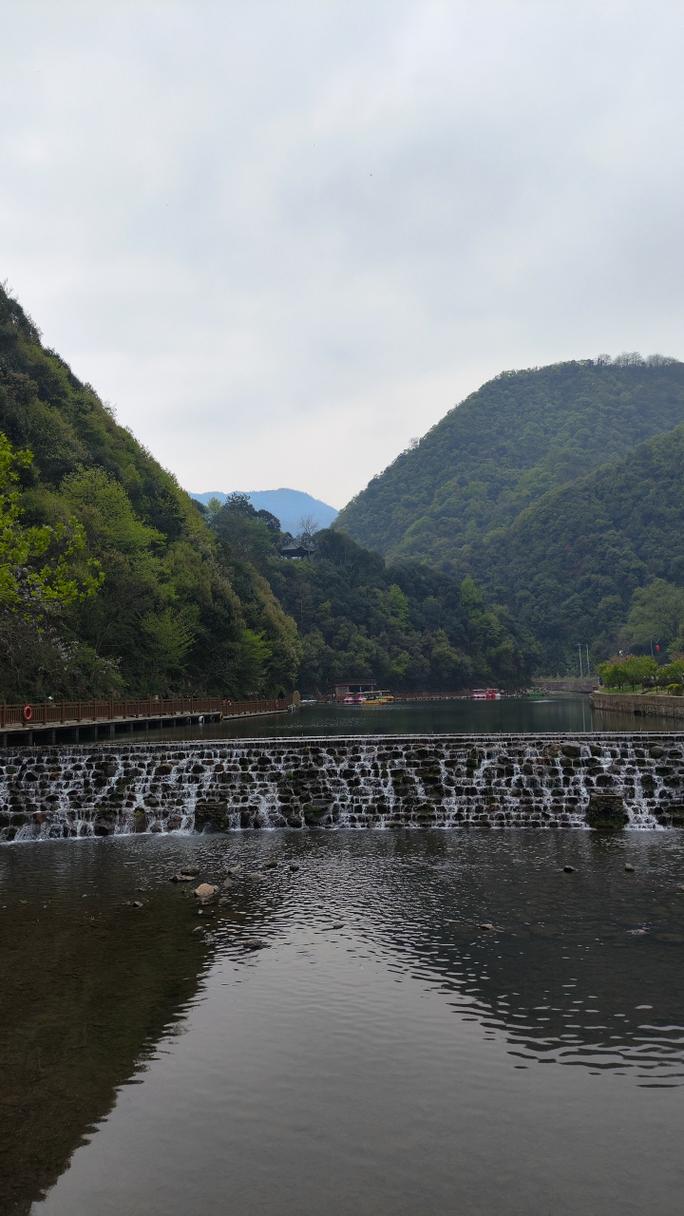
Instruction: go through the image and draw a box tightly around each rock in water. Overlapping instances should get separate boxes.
[562,865,576,873]
[585,794,628,832]
[194,883,218,902]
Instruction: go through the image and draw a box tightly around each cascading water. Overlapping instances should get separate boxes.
[0,734,682,841]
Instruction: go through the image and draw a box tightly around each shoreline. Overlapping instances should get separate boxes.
[591,691,684,720]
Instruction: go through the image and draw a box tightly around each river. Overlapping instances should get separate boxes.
[2,831,684,1215]
[2,695,683,1214]
[115,694,677,742]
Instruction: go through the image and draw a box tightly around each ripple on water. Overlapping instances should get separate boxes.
[3,829,684,1216]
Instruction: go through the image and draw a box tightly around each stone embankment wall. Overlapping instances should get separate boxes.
[1,734,683,841]
[592,692,684,720]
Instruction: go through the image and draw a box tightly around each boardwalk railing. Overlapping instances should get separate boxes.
[0,696,289,731]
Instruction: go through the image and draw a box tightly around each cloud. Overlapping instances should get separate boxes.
[2,0,684,506]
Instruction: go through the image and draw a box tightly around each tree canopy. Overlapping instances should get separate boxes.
[337,357,684,672]
[210,496,533,693]
[0,284,301,699]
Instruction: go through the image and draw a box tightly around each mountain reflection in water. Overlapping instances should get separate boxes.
[2,831,683,1215]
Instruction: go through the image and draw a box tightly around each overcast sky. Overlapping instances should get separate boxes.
[2,1,684,507]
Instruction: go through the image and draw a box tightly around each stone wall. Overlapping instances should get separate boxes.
[592,692,684,720]
[2,733,683,840]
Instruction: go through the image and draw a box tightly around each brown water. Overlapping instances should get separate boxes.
[2,830,684,1215]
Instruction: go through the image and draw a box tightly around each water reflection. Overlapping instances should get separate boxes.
[0,839,216,1215]
[4,831,684,1215]
[201,831,684,1088]
[112,695,678,744]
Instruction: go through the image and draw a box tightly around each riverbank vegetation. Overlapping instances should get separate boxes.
[598,654,684,694]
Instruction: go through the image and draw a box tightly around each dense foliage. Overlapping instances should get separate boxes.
[0,285,532,699]
[338,357,684,562]
[479,427,684,670]
[337,357,684,672]
[211,495,533,692]
[0,285,300,699]
[8,280,679,693]
[598,654,684,694]
[621,580,684,654]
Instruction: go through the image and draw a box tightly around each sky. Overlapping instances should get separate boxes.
[2,0,684,508]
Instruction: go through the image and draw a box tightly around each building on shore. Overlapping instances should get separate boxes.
[333,681,377,703]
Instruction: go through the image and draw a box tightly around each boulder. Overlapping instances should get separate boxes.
[585,794,628,831]
[194,882,218,902]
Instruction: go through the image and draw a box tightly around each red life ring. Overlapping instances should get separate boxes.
[22,704,33,722]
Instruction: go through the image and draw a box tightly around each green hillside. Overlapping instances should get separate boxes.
[0,285,300,699]
[337,358,684,563]
[0,285,535,699]
[209,495,533,692]
[479,425,684,670]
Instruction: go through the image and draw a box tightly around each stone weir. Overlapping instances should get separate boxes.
[1,734,683,842]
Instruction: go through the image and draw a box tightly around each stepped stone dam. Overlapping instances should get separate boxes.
[1,734,683,841]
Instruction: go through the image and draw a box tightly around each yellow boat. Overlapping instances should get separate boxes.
[361,690,395,707]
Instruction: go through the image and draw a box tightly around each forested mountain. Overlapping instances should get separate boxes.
[191,488,338,534]
[210,495,533,692]
[0,285,300,699]
[0,285,531,699]
[337,358,684,562]
[8,278,676,692]
[479,425,684,670]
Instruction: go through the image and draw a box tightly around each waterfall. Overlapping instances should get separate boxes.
[0,734,682,840]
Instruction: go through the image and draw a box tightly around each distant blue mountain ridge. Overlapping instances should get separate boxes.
[190,488,338,536]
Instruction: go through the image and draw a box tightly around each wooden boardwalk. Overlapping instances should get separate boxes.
[0,696,291,746]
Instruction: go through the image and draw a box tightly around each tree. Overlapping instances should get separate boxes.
[0,434,101,610]
[661,656,684,692]
[598,654,659,690]
[623,580,684,649]
[298,515,319,544]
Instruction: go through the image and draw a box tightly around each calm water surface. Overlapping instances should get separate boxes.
[116,695,677,743]
[2,830,684,1215]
